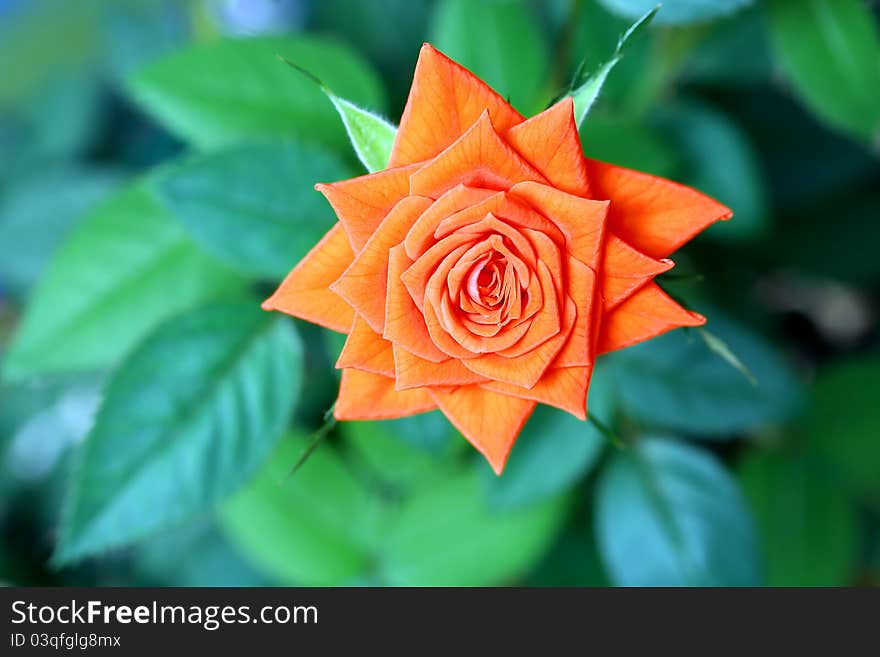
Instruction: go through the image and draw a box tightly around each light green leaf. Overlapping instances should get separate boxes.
[277,57,397,173]
[767,0,880,140]
[596,437,761,586]
[599,0,752,25]
[607,313,801,436]
[483,368,614,511]
[571,5,659,124]
[381,471,568,585]
[803,357,880,503]
[220,434,374,585]
[55,301,302,564]
[127,35,385,148]
[739,450,859,586]
[2,183,244,382]
[0,166,123,300]
[329,95,397,173]
[431,0,549,113]
[153,140,350,278]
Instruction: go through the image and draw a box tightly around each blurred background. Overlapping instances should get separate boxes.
[0,0,878,587]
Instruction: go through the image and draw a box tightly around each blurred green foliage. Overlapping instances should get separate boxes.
[1,0,878,587]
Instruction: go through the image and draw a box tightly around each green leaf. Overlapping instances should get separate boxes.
[220,434,374,585]
[607,313,801,436]
[381,471,568,585]
[680,8,773,85]
[0,166,123,300]
[153,140,350,278]
[599,0,752,25]
[431,0,549,114]
[135,520,268,587]
[657,101,769,242]
[342,420,458,491]
[0,0,98,105]
[329,94,397,173]
[384,410,460,455]
[311,0,431,102]
[2,183,244,382]
[739,450,859,586]
[526,522,611,586]
[696,328,757,386]
[127,35,386,148]
[578,115,679,177]
[483,368,614,511]
[55,301,302,564]
[803,357,880,503]
[595,437,761,586]
[571,5,659,124]
[767,0,880,141]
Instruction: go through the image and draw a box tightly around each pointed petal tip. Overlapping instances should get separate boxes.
[489,457,506,476]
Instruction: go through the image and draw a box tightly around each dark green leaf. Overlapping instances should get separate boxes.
[680,8,773,85]
[153,140,350,278]
[381,471,568,585]
[570,5,659,124]
[2,183,244,382]
[657,101,769,242]
[431,0,549,114]
[803,357,880,503]
[767,0,880,140]
[384,410,460,455]
[595,437,761,585]
[55,301,302,563]
[311,0,431,102]
[135,520,268,587]
[579,115,679,177]
[342,420,458,491]
[739,450,859,586]
[220,434,374,585]
[607,313,801,436]
[599,0,752,25]
[127,36,386,148]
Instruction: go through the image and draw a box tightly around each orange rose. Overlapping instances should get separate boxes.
[264,44,731,473]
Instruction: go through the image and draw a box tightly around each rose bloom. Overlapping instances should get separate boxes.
[264,44,731,473]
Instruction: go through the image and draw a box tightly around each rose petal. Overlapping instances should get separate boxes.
[409,111,546,198]
[316,164,420,253]
[335,368,436,420]
[331,195,433,333]
[392,343,488,390]
[597,281,705,354]
[601,233,674,310]
[505,97,590,197]
[389,43,523,167]
[463,295,574,389]
[336,314,395,376]
[434,193,564,249]
[553,257,597,367]
[384,244,449,362]
[262,223,354,332]
[429,386,536,474]
[586,159,732,259]
[509,180,608,270]
[404,184,498,259]
[481,364,593,420]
